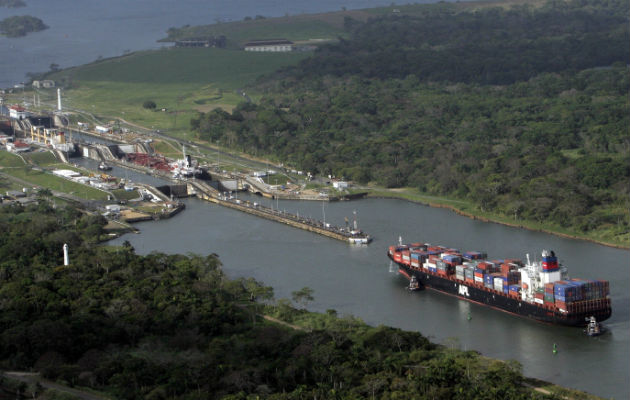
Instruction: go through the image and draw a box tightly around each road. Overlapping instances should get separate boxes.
[1,371,111,400]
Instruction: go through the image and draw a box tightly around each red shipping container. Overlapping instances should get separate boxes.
[465,277,474,284]
[500,264,515,275]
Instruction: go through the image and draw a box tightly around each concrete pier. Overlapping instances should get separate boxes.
[190,181,371,244]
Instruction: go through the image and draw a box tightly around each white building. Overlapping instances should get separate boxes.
[95,125,110,134]
[333,181,348,190]
[32,80,55,89]
[52,169,81,179]
[9,105,29,120]
[6,141,30,153]
[244,39,293,52]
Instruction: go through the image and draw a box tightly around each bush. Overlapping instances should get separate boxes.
[142,100,156,110]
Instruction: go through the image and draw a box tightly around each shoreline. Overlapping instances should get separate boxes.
[367,192,629,251]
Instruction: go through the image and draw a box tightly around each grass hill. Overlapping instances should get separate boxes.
[47,48,308,136]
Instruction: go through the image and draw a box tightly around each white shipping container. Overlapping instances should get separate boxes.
[474,276,483,283]
[534,298,544,304]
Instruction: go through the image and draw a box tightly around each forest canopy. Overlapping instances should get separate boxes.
[191,0,629,243]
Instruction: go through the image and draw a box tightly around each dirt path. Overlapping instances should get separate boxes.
[262,315,309,332]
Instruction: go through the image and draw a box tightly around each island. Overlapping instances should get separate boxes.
[0,0,26,8]
[0,15,47,37]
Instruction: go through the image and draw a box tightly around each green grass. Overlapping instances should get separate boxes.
[0,175,26,192]
[151,139,184,158]
[0,151,27,167]
[47,48,308,139]
[163,12,360,47]
[24,150,59,166]
[2,167,109,200]
[111,188,139,201]
[54,48,307,87]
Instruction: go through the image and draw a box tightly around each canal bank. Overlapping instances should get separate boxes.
[367,191,629,250]
[110,196,629,400]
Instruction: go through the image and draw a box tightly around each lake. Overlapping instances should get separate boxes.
[1,0,417,88]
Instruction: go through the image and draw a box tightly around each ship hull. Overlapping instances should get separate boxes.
[392,256,611,326]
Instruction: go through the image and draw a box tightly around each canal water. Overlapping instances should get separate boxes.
[110,195,629,399]
[71,156,170,188]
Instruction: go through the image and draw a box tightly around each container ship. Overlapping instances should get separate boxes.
[388,241,611,326]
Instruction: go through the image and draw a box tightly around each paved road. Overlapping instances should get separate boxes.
[1,372,111,400]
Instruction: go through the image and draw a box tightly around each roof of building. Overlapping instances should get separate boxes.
[244,39,293,46]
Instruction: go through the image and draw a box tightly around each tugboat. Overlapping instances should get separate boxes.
[585,316,605,337]
[98,161,112,171]
[407,275,421,291]
[346,210,372,244]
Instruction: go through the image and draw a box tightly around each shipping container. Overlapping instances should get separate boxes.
[509,284,521,293]
[463,251,487,260]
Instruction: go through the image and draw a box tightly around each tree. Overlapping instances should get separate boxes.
[291,287,314,309]
[142,100,157,110]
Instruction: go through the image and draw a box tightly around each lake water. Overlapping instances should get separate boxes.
[111,195,629,399]
[0,0,415,88]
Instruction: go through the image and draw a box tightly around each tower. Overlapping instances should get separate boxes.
[63,243,69,266]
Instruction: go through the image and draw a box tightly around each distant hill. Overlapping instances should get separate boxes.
[161,9,373,49]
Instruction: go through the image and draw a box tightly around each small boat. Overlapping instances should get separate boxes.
[98,162,112,171]
[347,210,372,244]
[407,275,421,291]
[585,316,605,337]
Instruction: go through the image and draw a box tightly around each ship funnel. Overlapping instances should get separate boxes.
[63,243,69,266]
